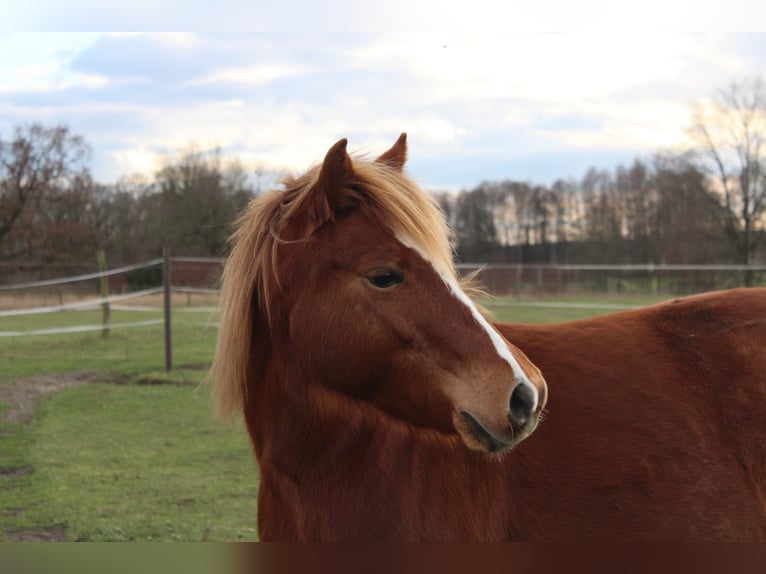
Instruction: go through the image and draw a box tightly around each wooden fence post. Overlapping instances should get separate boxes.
[163,247,173,372]
[97,249,110,338]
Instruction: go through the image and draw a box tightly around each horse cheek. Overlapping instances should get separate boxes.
[288,286,394,395]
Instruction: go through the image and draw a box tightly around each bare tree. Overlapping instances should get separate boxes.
[578,167,624,261]
[0,124,90,254]
[453,185,499,262]
[650,153,728,264]
[151,147,255,257]
[689,77,766,281]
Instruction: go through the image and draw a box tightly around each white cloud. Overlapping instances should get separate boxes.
[6,1,766,32]
[1,31,764,187]
[0,33,106,94]
[353,34,739,104]
[108,147,164,179]
[537,98,696,151]
[154,32,199,48]
[186,64,313,87]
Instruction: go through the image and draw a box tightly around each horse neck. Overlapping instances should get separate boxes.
[246,354,537,540]
[247,353,386,473]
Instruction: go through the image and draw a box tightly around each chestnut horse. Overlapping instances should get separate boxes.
[211,134,766,541]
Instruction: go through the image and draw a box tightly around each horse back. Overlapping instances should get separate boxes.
[656,288,766,485]
[496,288,766,540]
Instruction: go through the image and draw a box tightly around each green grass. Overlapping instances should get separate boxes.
[0,309,218,379]
[1,380,257,542]
[482,293,670,324]
[0,294,676,541]
[0,307,261,542]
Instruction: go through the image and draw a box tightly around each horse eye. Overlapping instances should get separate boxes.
[367,270,404,289]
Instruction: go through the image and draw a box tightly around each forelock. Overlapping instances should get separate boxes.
[349,161,457,279]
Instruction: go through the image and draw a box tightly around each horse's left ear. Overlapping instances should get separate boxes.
[376,133,407,171]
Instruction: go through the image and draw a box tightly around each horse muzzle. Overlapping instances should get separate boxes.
[455,378,546,454]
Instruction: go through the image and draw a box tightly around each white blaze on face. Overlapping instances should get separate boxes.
[397,234,539,410]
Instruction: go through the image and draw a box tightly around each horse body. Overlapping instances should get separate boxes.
[257,290,766,541]
[212,134,766,541]
[497,290,766,540]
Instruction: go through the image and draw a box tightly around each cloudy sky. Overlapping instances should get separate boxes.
[2,5,765,190]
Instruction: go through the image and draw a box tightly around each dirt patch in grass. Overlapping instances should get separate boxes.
[0,369,209,425]
[6,525,68,541]
[0,371,104,424]
[134,377,200,387]
[0,464,34,478]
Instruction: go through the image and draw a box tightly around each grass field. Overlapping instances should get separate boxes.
[0,303,261,542]
[482,292,670,323]
[0,292,670,541]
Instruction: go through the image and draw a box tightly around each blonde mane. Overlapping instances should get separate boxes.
[210,151,460,418]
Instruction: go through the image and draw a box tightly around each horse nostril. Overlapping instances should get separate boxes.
[509,381,537,428]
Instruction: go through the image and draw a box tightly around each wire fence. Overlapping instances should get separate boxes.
[456,263,766,297]
[0,259,164,292]
[0,253,219,370]
[0,287,164,318]
[2,257,765,369]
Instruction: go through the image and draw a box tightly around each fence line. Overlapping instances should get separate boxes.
[170,256,224,264]
[0,319,164,338]
[95,259,766,272]
[3,259,763,293]
[485,300,641,311]
[0,258,163,291]
[0,257,194,367]
[172,286,219,295]
[457,262,766,297]
[3,257,765,365]
[0,287,163,318]
[457,263,766,271]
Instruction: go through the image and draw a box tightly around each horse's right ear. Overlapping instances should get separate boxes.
[318,138,353,206]
[293,138,354,237]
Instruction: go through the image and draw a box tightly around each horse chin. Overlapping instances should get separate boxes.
[454,410,535,455]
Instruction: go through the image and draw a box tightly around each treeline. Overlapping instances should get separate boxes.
[442,76,766,273]
[441,153,732,265]
[0,124,257,267]
[1,78,764,277]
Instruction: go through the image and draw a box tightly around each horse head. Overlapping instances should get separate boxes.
[212,134,547,454]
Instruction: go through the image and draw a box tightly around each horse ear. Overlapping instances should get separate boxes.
[375,132,407,171]
[318,137,353,205]
[293,138,354,237]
